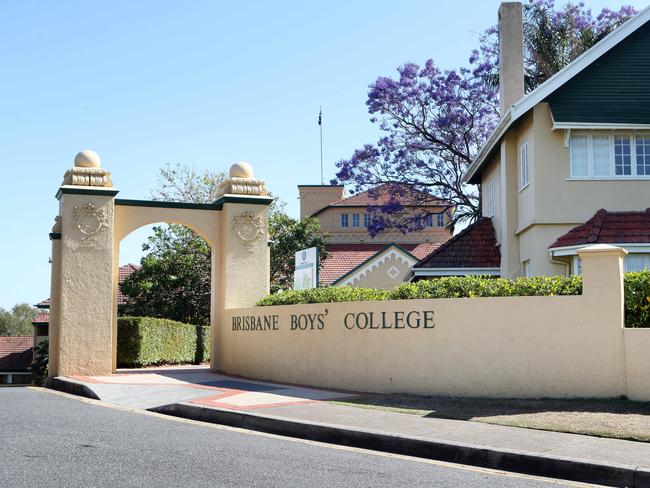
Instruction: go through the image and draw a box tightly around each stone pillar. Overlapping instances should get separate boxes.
[578,244,627,317]
[211,162,273,371]
[578,244,628,396]
[49,150,118,377]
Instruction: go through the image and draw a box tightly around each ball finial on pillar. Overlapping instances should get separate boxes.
[74,150,101,168]
[229,161,254,179]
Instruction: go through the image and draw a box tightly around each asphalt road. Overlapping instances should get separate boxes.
[0,388,581,488]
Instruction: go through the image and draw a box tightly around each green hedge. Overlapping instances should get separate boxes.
[117,316,210,368]
[625,271,650,328]
[256,271,650,328]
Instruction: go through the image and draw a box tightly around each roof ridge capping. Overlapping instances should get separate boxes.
[464,6,650,184]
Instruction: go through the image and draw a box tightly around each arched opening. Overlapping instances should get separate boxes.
[113,220,213,372]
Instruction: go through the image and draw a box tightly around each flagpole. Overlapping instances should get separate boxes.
[319,106,324,184]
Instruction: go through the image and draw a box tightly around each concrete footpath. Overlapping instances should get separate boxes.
[47,366,650,487]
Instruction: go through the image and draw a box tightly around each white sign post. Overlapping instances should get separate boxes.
[294,247,319,290]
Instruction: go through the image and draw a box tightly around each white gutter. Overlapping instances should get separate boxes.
[549,243,650,257]
[412,267,500,277]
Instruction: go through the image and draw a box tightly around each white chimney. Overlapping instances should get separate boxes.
[498,2,524,115]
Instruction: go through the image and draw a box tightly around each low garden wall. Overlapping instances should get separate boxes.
[217,245,650,401]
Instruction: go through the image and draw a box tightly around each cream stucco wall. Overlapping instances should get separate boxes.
[624,328,650,401]
[298,186,346,219]
[220,246,650,400]
[482,155,502,245]
[518,224,574,277]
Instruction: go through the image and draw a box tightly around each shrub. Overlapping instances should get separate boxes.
[624,270,650,328]
[255,273,650,328]
[255,286,390,306]
[31,339,48,386]
[117,317,210,368]
[390,275,583,300]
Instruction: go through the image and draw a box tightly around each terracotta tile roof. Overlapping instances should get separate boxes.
[415,218,500,269]
[36,264,140,315]
[340,183,444,206]
[550,209,650,249]
[117,263,140,304]
[32,313,49,324]
[321,183,445,212]
[321,242,441,285]
[0,336,32,372]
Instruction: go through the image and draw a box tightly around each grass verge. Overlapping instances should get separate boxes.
[330,394,650,442]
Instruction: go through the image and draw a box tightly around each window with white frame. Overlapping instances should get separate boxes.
[436,213,445,227]
[625,254,650,272]
[364,213,371,227]
[569,132,650,178]
[485,180,495,217]
[340,214,349,227]
[522,259,531,278]
[424,214,433,227]
[519,142,529,190]
[352,213,360,227]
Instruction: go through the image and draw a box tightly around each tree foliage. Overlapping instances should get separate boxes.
[150,162,227,203]
[335,0,636,233]
[269,213,329,293]
[121,224,211,325]
[0,303,37,336]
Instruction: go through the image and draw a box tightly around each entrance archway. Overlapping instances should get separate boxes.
[115,220,212,370]
[48,152,273,377]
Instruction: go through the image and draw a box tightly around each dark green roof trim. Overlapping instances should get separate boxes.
[297,184,344,188]
[56,187,120,200]
[330,243,421,286]
[115,195,274,211]
[49,232,61,240]
[213,195,275,207]
[115,199,218,211]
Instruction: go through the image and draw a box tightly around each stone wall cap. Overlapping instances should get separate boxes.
[577,244,628,256]
[56,186,120,200]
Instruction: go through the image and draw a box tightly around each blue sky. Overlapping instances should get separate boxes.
[0,0,646,309]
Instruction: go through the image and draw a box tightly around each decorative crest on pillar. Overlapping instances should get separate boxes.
[62,150,113,187]
[232,211,265,249]
[217,161,267,197]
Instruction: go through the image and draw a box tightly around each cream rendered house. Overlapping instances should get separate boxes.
[298,184,452,288]
[464,3,650,278]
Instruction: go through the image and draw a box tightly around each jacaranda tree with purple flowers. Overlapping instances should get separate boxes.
[334,0,636,234]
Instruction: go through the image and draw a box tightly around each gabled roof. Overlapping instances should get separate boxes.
[321,242,440,285]
[414,218,500,269]
[312,183,446,216]
[549,209,650,249]
[464,6,650,184]
[0,336,32,372]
